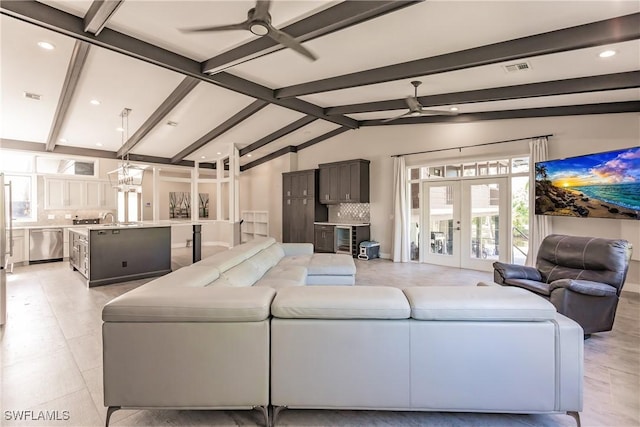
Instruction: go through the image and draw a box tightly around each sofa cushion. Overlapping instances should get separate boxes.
[198,237,277,272]
[103,287,276,322]
[142,265,220,289]
[403,286,556,322]
[253,265,306,289]
[247,245,285,275]
[263,265,307,283]
[253,279,304,289]
[261,244,286,265]
[198,249,249,273]
[216,261,264,287]
[272,286,410,319]
[278,254,313,268]
[307,253,356,276]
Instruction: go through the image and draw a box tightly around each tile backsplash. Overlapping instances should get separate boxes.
[328,203,370,223]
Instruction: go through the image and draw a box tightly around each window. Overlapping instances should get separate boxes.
[5,174,36,221]
[407,154,530,264]
[36,156,96,176]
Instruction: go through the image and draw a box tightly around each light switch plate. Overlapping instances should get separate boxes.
[47,214,55,220]
[64,214,72,219]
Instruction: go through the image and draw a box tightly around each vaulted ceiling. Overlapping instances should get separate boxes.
[1,1,639,171]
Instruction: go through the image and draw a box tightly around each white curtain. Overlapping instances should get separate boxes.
[392,156,410,262]
[525,136,552,266]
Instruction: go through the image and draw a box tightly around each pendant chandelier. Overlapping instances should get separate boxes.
[108,107,144,190]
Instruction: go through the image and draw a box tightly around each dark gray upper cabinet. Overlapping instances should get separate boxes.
[319,159,370,204]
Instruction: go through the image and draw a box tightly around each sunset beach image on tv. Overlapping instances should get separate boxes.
[535,147,640,220]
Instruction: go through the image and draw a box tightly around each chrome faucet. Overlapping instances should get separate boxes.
[102,212,116,224]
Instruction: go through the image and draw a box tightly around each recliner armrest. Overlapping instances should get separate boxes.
[493,262,542,284]
[549,279,617,297]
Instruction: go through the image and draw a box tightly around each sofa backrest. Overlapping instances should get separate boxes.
[199,237,277,272]
[204,237,287,287]
[536,234,632,292]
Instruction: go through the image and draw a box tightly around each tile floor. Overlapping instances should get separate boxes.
[1,247,638,427]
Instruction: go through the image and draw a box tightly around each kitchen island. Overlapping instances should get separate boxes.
[68,223,171,287]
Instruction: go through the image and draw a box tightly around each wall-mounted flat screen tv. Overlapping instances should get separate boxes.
[535,147,640,220]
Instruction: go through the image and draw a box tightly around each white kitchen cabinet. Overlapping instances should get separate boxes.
[85,181,116,209]
[46,178,116,210]
[45,178,86,209]
[63,228,69,258]
[6,229,26,264]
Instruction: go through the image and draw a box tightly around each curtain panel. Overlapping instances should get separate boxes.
[392,156,410,262]
[526,136,552,266]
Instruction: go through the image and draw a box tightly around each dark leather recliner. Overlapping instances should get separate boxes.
[493,234,632,335]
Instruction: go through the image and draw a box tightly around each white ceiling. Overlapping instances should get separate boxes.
[1,0,638,170]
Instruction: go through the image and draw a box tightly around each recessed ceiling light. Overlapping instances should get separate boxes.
[59,138,67,143]
[247,154,252,158]
[90,99,101,105]
[116,127,124,132]
[96,143,103,147]
[599,50,617,58]
[37,41,55,50]
[216,152,222,155]
[201,156,206,159]
[450,107,459,112]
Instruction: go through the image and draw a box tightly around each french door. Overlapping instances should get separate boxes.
[422,178,508,271]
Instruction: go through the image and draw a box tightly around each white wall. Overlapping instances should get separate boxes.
[239,153,297,242]
[239,113,639,288]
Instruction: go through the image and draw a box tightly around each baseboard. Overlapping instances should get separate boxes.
[203,241,230,248]
[380,252,391,259]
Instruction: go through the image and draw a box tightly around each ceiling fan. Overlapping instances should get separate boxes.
[180,0,317,61]
[382,81,458,123]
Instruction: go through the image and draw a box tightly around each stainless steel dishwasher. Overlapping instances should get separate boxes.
[29,228,64,263]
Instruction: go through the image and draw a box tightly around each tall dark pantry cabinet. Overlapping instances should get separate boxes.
[282,170,327,243]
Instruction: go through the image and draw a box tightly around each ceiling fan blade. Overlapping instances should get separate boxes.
[406,96,421,111]
[180,22,248,33]
[253,0,271,20]
[266,26,317,60]
[420,108,459,116]
[381,111,411,123]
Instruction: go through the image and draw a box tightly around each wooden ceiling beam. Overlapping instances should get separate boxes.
[170,100,268,163]
[239,116,317,157]
[359,101,640,126]
[117,76,200,158]
[202,0,422,74]
[275,13,640,99]
[45,40,91,152]
[0,0,358,130]
[84,0,124,35]
[325,71,640,115]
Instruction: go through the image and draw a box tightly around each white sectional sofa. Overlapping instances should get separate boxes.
[102,237,356,426]
[270,286,583,426]
[102,238,583,427]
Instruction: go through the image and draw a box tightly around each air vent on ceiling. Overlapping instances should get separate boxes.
[24,92,42,100]
[503,62,531,73]
[166,121,178,127]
